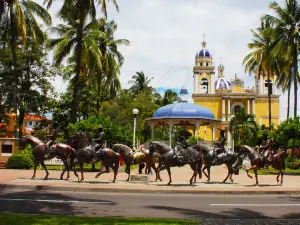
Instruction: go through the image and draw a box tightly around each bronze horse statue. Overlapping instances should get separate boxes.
[192,143,243,183]
[239,145,286,186]
[67,132,120,183]
[132,149,162,182]
[149,141,202,185]
[19,135,76,180]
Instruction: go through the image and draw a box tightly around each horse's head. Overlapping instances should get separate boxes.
[149,141,171,156]
[19,136,27,150]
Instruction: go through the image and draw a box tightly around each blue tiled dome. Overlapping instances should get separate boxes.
[197,49,211,57]
[152,102,215,119]
[215,78,231,89]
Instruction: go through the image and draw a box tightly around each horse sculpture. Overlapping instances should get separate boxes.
[239,145,286,186]
[149,141,202,185]
[192,143,243,183]
[19,135,76,180]
[132,149,162,182]
[68,132,120,183]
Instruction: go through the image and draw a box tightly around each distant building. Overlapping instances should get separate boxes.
[192,40,280,147]
[23,115,51,132]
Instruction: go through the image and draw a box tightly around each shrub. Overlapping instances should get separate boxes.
[6,154,34,169]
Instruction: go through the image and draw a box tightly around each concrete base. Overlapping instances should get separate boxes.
[129,174,149,185]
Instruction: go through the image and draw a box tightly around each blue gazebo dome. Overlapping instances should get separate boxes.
[152,102,215,120]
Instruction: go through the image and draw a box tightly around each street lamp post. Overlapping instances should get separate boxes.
[132,108,139,149]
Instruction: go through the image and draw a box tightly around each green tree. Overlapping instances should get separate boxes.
[45,0,119,123]
[161,89,180,106]
[229,108,258,146]
[128,71,154,95]
[264,0,300,119]
[272,117,300,160]
[0,0,51,134]
[49,17,103,123]
[0,40,57,137]
[243,18,278,127]
[93,19,129,115]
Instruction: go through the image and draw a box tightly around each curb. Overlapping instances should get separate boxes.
[1,183,300,195]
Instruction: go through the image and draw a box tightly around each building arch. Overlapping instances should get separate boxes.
[264,79,273,94]
[232,102,244,114]
[200,78,209,94]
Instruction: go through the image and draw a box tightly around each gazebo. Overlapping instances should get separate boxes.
[147,89,221,147]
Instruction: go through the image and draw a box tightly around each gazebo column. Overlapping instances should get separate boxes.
[195,120,201,144]
[212,123,217,142]
[168,122,173,147]
[150,124,155,139]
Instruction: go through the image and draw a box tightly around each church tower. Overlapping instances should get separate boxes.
[193,38,215,94]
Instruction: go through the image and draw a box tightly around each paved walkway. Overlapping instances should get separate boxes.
[1,165,300,194]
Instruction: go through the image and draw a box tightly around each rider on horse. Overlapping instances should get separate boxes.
[93,125,105,151]
[257,139,273,168]
[211,129,226,165]
[173,136,188,163]
[46,123,57,151]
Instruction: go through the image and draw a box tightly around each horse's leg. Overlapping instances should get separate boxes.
[95,164,105,178]
[60,160,68,180]
[207,166,211,182]
[79,162,84,182]
[167,167,172,185]
[202,165,208,179]
[40,161,49,180]
[276,171,280,185]
[190,163,197,186]
[112,165,118,183]
[281,170,284,185]
[125,165,130,181]
[152,164,160,182]
[95,165,110,179]
[254,168,258,186]
[246,166,255,179]
[229,173,234,183]
[223,166,231,183]
[31,160,38,180]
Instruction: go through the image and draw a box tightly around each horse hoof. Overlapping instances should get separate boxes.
[167,182,171,186]
[231,180,234,184]
[60,176,63,180]
[112,180,116,183]
[95,175,99,179]
[31,177,35,180]
[44,177,48,180]
[160,179,163,182]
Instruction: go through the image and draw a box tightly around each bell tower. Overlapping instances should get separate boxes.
[193,35,215,94]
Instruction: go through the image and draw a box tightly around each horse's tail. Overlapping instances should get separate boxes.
[279,151,286,171]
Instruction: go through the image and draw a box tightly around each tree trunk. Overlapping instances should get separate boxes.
[70,9,84,123]
[9,4,18,136]
[292,137,295,161]
[293,42,298,119]
[96,73,102,116]
[268,71,272,128]
[18,108,25,137]
[287,83,290,119]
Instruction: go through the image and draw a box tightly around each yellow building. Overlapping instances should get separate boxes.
[192,40,280,148]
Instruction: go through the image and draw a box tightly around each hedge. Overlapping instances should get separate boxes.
[6,154,34,169]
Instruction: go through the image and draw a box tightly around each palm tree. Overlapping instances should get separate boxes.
[46,0,119,122]
[44,0,119,18]
[263,0,300,119]
[229,108,258,146]
[49,18,103,122]
[129,71,154,95]
[93,19,129,114]
[0,0,51,134]
[243,18,277,127]
[162,89,180,106]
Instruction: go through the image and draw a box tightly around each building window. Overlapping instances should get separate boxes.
[200,62,203,66]
[29,121,32,126]
[200,78,209,94]
[234,105,242,114]
[264,79,273,94]
[206,62,209,66]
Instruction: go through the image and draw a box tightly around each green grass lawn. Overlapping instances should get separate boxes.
[0,213,198,225]
[247,167,300,175]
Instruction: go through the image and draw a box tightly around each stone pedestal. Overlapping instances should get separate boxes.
[129,174,150,185]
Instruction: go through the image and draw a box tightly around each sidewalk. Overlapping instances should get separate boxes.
[1,165,300,194]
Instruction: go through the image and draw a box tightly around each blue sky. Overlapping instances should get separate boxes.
[36,0,298,121]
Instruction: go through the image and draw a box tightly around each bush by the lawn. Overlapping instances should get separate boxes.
[6,154,33,169]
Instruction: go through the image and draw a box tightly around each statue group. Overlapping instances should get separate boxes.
[18,125,287,186]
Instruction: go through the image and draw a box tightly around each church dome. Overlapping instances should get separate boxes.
[197,49,211,58]
[215,78,232,90]
[152,102,215,120]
